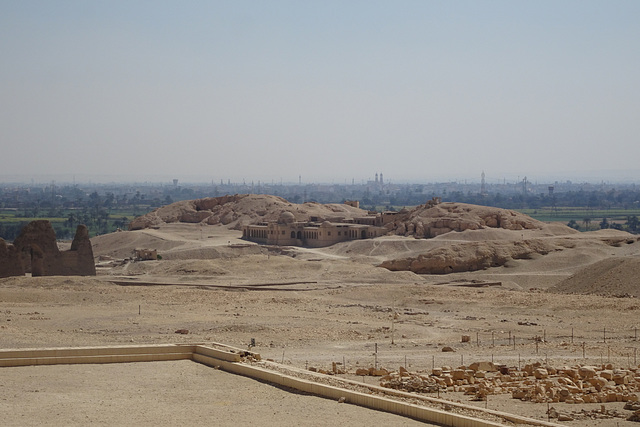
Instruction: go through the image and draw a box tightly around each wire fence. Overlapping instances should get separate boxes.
[309,327,640,375]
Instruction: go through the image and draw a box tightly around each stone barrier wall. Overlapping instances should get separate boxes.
[0,344,560,427]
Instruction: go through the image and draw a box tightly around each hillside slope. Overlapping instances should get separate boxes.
[128,194,369,231]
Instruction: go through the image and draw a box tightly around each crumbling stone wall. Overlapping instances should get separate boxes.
[6,220,96,277]
[0,238,24,278]
[61,225,96,276]
[13,220,59,274]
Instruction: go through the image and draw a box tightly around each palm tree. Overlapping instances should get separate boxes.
[66,212,78,228]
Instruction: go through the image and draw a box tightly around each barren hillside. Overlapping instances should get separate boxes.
[549,255,640,297]
[128,194,370,231]
[385,201,559,237]
[99,195,640,285]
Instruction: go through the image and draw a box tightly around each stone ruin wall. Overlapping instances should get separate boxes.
[0,220,96,278]
[0,238,24,278]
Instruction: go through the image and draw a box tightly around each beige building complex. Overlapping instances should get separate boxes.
[242,210,390,248]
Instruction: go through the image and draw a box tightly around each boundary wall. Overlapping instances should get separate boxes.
[0,344,561,427]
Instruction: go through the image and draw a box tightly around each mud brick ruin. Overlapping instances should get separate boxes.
[0,220,95,278]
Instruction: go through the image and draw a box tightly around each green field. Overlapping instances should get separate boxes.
[517,207,640,224]
[0,208,151,240]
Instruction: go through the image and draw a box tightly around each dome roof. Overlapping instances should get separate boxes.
[278,211,296,224]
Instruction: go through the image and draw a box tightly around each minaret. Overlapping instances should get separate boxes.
[380,173,384,186]
[481,171,486,195]
[375,173,379,184]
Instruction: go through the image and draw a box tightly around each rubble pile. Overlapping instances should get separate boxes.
[346,360,640,406]
[546,405,630,422]
[379,366,440,393]
[511,362,640,404]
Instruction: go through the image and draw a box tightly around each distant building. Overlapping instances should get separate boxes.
[366,172,385,192]
[134,248,158,261]
[242,210,387,248]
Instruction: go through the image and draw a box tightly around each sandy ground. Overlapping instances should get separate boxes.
[0,361,432,427]
[3,223,640,425]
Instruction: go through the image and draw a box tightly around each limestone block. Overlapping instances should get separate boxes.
[579,366,597,379]
[567,385,581,394]
[534,368,549,379]
[601,370,614,380]
[512,389,528,400]
[613,373,629,385]
[561,368,579,380]
[452,369,467,381]
[588,376,606,386]
[442,375,454,386]
[469,361,497,372]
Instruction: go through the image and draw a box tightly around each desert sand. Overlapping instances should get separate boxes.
[3,198,640,426]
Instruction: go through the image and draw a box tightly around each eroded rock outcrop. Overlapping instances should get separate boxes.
[128,194,372,231]
[386,202,546,238]
[379,239,560,274]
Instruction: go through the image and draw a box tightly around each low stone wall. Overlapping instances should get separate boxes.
[194,354,508,427]
[0,344,560,427]
[0,344,195,367]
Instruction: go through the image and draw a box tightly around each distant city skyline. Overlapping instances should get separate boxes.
[2,168,640,186]
[2,1,639,183]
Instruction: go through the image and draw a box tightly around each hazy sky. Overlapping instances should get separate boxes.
[1,1,639,184]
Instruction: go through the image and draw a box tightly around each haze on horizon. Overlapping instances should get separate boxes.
[1,1,639,185]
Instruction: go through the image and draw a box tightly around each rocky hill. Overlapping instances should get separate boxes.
[385,201,547,238]
[128,194,370,231]
[129,195,553,237]
[379,238,565,274]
